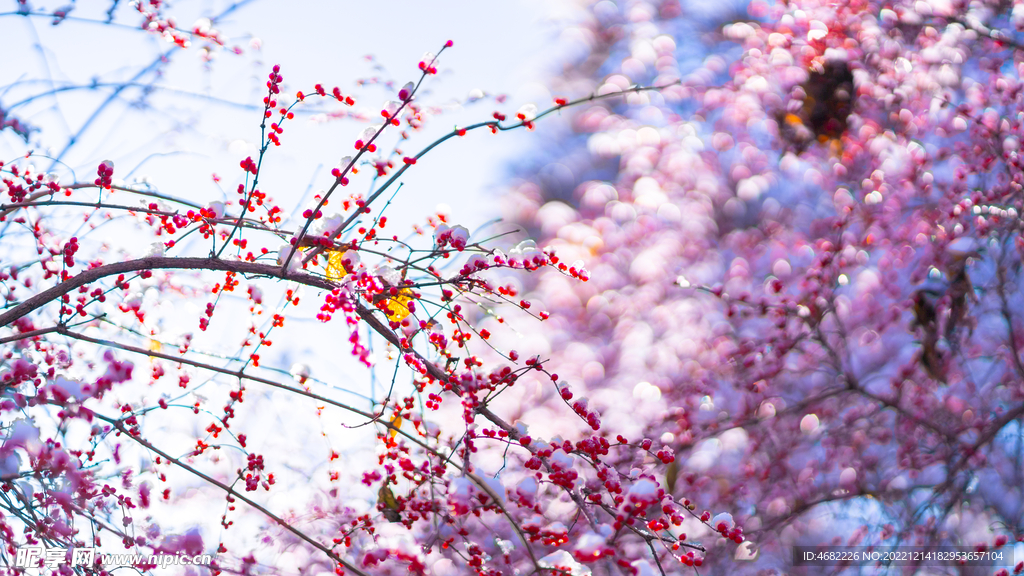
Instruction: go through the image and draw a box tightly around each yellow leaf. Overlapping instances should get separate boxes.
[325,250,347,280]
[388,414,403,439]
[382,288,413,322]
[147,339,162,364]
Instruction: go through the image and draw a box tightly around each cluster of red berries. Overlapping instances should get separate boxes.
[62,237,79,267]
[239,156,257,175]
[94,160,114,188]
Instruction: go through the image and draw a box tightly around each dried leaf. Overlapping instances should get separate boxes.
[382,288,413,322]
[388,414,403,440]
[378,482,401,523]
[325,250,348,280]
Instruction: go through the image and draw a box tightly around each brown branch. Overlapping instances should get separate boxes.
[995,252,1024,381]
[53,326,544,567]
[1,255,557,565]
[467,471,541,568]
[0,182,202,219]
[57,326,372,420]
[300,79,683,267]
[0,325,60,344]
[91,413,371,576]
[753,491,882,537]
[929,401,1024,501]
[0,256,331,330]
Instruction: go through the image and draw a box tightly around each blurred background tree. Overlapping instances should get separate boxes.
[504,0,1024,573]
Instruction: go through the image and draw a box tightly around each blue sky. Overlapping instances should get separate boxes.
[2,0,570,230]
